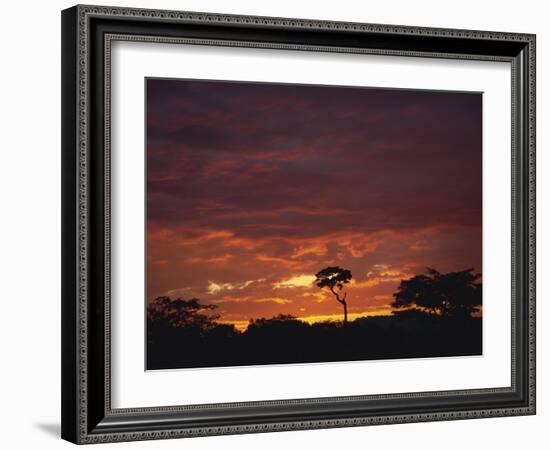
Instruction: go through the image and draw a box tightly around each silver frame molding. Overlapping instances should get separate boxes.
[61,4,536,444]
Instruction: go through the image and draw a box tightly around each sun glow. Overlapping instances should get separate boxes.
[220,309,393,332]
[297,310,393,325]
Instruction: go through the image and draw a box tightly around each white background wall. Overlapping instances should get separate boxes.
[0,0,546,448]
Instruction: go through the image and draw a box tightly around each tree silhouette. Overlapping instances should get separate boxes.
[147,296,220,330]
[391,268,481,318]
[315,266,352,323]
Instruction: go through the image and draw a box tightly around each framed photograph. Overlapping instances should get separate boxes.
[61,5,536,444]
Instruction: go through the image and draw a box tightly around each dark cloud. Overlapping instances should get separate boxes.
[146,78,482,323]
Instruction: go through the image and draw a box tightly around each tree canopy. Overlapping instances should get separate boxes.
[391,268,481,318]
[147,296,220,330]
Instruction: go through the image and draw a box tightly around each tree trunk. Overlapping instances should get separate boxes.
[329,287,348,325]
[342,300,348,324]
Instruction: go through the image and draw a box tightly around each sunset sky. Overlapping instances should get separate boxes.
[146,78,482,330]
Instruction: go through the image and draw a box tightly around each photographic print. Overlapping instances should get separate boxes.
[146,78,482,370]
[61,8,536,442]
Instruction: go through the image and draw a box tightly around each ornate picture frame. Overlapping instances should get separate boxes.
[61,5,535,444]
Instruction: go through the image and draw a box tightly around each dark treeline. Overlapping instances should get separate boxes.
[147,268,482,370]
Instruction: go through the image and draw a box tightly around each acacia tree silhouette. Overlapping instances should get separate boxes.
[391,268,482,318]
[315,266,352,324]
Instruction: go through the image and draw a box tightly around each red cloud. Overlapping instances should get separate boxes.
[146,79,482,324]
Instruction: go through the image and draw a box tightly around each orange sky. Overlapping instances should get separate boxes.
[146,79,482,327]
